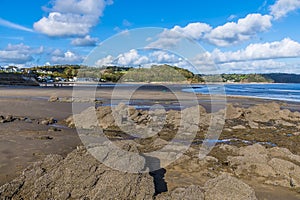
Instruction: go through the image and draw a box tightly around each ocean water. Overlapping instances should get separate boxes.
[183,83,300,102]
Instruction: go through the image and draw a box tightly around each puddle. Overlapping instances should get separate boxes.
[48,124,69,129]
[193,138,277,147]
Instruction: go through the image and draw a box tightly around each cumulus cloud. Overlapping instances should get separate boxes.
[148,23,212,49]
[211,38,300,63]
[191,38,300,74]
[95,49,186,68]
[71,35,98,46]
[51,50,83,64]
[34,0,112,37]
[149,14,272,48]
[205,14,272,46]
[117,49,149,66]
[219,60,288,74]
[150,51,180,63]
[0,43,43,64]
[171,22,212,40]
[95,55,115,66]
[270,0,300,19]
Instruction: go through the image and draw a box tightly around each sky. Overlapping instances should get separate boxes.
[0,0,300,74]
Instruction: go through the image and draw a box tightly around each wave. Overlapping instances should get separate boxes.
[183,83,300,103]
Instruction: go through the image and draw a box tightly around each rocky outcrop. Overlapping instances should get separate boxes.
[156,185,205,200]
[224,144,300,188]
[0,147,155,200]
[224,102,300,130]
[156,174,257,200]
[204,174,257,200]
[66,102,300,132]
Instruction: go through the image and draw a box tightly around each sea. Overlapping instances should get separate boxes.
[183,83,300,103]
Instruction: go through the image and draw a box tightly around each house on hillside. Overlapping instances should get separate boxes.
[6,66,21,73]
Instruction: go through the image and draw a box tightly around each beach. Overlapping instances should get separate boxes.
[1,85,300,199]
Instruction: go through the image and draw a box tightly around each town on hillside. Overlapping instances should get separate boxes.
[1,65,300,84]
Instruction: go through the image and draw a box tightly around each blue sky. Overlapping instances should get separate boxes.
[0,0,300,73]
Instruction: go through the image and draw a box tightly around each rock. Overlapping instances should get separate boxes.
[238,143,268,155]
[276,120,296,127]
[278,109,292,120]
[5,115,15,122]
[268,147,293,158]
[166,110,181,126]
[248,121,259,129]
[0,116,5,123]
[244,102,281,123]
[182,106,202,126]
[203,156,219,163]
[59,97,73,103]
[226,104,244,119]
[48,96,59,102]
[232,125,246,130]
[225,144,300,188]
[227,144,274,177]
[151,138,169,149]
[41,118,56,125]
[204,174,257,200]
[156,185,205,200]
[72,107,99,129]
[0,147,155,199]
[88,141,145,173]
[219,144,238,153]
[268,158,300,188]
[96,106,117,129]
[24,118,33,123]
[292,132,300,136]
[65,116,75,128]
[99,113,115,129]
[39,135,53,140]
[0,115,15,123]
[48,127,61,132]
[96,106,112,119]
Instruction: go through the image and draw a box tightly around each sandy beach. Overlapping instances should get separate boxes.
[1,85,300,199]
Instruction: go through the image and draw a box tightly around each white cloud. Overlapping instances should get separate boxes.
[0,43,43,64]
[150,51,181,63]
[34,0,112,37]
[0,18,34,32]
[117,49,149,66]
[95,49,189,70]
[211,38,300,63]
[270,0,300,19]
[219,60,288,74]
[205,14,272,46]
[148,23,211,49]
[51,49,63,56]
[171,22,212,40]
[149,14,272,48]
[51,50,83,64]
[95,55,115,66]
[191,38,300,74]
[71,35,98,46]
